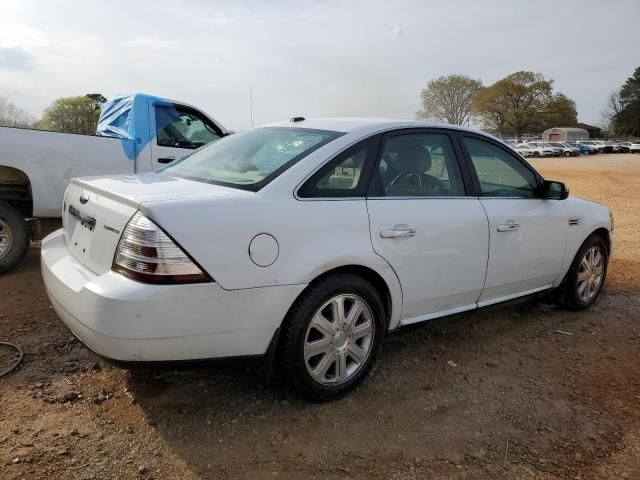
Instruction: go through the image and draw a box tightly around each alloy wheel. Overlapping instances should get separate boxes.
[303,294,374,385]
[576,246,604,303]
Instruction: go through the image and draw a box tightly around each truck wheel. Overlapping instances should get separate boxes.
[0,201,30,274]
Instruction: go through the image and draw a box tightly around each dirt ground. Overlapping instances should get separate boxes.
[1,153,639,480]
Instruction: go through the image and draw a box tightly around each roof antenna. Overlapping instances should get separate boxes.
[249,88,254,128]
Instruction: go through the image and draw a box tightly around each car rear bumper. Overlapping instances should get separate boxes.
[41,229,306,362]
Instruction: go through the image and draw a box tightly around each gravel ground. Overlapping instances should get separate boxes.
[1,153,639,479]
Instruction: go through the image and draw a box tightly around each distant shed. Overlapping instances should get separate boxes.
[542,127,589,142]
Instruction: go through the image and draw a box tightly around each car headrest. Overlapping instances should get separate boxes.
[392,140,432,175]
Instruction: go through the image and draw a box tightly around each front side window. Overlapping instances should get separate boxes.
[156,106,222,149]
[162,127,341,190]
[374,132,465,197]
[464,137,539,198]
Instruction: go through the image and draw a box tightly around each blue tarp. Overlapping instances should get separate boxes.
[96,93,179,160]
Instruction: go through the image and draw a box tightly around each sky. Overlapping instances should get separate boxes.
[0,0,639,131]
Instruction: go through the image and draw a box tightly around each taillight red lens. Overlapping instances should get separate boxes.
[112,211,210,284]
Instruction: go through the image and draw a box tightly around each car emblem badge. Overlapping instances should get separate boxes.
[79,194,89,205]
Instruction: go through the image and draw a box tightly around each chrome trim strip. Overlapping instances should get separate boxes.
[367,196,475,200]
[68,205,96,228]
[477,285,553,308]
[399,303,477,327]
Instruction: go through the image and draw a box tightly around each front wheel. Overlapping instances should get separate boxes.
[278,273,386,401]
[564,151,571,157]
[0,201,30,274]
[558,234,608,310]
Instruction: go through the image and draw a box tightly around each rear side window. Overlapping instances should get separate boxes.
[463,137,539,198]
[298,138,375,198]
[372,132,465,197]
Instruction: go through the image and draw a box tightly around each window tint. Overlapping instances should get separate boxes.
[298,140,372,197]
[375,133,465,197]
[464,137,539,197]
[156,106,222,149]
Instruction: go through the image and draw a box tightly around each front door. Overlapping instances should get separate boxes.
[460,135,568,306]
[366,130,489,325]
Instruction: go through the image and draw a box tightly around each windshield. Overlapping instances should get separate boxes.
[161,127,341,190]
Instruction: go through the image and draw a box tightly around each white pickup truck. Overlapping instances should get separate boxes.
[0,93,228,273]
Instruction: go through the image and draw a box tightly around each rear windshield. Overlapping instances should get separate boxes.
[161,127,341,190]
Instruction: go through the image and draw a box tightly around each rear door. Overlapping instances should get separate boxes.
[458,134,568,306]
[366,129,489,325]
[150,104,225,170]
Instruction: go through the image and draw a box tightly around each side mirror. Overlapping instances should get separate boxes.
[539,180,569,200]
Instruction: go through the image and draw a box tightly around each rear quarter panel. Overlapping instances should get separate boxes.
[141,195,403,327]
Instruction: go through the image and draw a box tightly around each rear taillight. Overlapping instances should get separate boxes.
[112,211,210,284]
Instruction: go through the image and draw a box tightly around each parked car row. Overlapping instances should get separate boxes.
[507,139,640,158]
[511,141,579,158]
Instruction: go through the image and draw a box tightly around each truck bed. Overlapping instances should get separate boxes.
[0,126,136,217]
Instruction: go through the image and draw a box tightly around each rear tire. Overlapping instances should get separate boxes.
[533,151,540,158]
[557,234,608,311]
[564,151,571,157]
[0,201,30,274]
[278,273,386,401]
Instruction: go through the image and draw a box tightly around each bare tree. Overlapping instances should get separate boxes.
[0,97,36,127]
[416,74,482,126]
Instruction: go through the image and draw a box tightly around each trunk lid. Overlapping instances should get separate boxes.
[63,172,249,274]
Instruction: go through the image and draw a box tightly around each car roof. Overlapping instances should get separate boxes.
[262,117,491,136]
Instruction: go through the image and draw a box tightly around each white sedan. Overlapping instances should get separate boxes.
[41,119,613,401]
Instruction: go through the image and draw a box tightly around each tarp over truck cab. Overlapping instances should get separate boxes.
[96,93,179,160]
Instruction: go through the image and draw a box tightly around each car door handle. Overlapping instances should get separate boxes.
[496,223,521,232]
[157,156,176,164]
[380,226,417,238]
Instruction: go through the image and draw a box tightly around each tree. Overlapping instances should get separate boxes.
[472,71,577,137]
[606,67,640,137]
[85,93,107,112]
[541,93,578,131]
[38,93,106,134]
[416,74,482,126]
[0,97,36,127]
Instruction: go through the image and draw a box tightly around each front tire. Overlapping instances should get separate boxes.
[0,201,30,274]
[278,273,386,401]
[558,234,608,310]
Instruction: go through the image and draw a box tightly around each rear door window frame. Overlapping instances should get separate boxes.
[297,135,382,199]
[366,127,476,198]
